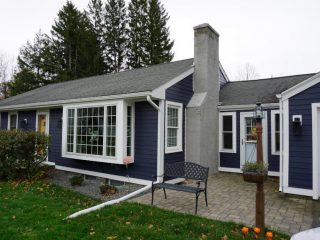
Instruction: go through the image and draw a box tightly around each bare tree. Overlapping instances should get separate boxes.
[0,52,13,99]
[235,62,260,81]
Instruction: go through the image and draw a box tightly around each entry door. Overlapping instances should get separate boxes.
[240,112,268,166]
[37,112,49,134]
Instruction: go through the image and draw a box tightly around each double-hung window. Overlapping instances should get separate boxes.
[63,100,134,164]
[219,112,236,153]
[8,113,18,130]
[271,110,280,155]
[165,101,183,153]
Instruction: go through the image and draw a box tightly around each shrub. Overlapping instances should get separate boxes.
[241,161,268,174]
[0,130,50,180]
[100,184,118,195]
[69,175,84,186]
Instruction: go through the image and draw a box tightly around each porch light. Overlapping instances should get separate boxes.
[254,102,264,120]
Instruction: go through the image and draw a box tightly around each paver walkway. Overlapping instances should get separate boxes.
[132,172,320,235]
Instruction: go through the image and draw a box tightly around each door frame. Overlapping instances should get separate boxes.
[35,110,50,134]
[240,111,268,167]
[311,103,320,199]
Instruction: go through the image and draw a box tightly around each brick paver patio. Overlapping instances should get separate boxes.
[132,173,320,235]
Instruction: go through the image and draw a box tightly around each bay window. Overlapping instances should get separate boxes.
[219,112,236,153]
[62,100,134,164]
[165,101,183,153]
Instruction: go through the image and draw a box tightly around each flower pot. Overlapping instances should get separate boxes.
[243,171,267,183]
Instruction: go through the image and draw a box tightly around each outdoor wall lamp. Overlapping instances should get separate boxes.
[253,102,264,121]
[20,118,28,128]
[292,115,302,136]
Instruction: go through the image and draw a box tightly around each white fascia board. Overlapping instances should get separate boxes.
[0,91,151,111]
[218,103,279,111]
[281,72,320,101]
[151,68,194,99]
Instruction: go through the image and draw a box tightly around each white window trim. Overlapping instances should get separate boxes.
[219,112,237,153]
[7,112,18,130]
[165,101,183,154]
[124,101,135,159]
[271,110,280,155]
[62,100,132,165]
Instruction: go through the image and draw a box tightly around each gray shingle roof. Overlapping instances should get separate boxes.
[219,73,316,105]
[0,58,194,107]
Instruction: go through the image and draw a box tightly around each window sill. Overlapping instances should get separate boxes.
[62,152,126,165]
[165,147,183,154]
[220,149,237,154]
[271,151,280,156]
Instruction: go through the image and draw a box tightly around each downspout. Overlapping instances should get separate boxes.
[147,95,165,183]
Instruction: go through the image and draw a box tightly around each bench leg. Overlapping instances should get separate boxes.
[195,192,200,215]
[151,186,155,205]
[204,190,208,207]
[163,188,167,199]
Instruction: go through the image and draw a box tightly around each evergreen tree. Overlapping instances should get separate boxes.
[51,1,103,81]
[86,0,107,72]
[10,68,39,96]
[145,0,174,65]
[127,0,148,69]
[105,0,128,72]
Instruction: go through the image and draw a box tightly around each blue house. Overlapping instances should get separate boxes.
[0,23,319,199]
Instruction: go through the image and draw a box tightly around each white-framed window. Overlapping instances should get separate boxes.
[8,112,18,130]
[219,112,237,153]
[165,101,183,153]
[62,100,134,164]
[271,110,280,155]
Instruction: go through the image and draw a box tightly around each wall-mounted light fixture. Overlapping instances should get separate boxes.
[292,115,302,136]
[20,118,28,128]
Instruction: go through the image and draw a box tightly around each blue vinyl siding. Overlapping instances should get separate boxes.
[164,74,193,165]
[219,109,280,172]
[18,111,36,131]
[0,112,8,129]
[287,83,320,189]
[48,101,158,181]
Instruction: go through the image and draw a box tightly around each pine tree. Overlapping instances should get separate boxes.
[105,0,128,72]
[86,0,107,72]
[51,1,103,81]
[127,0,148,69]
[145,0,174,65]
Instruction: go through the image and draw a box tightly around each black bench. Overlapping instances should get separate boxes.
[151,161,209,214]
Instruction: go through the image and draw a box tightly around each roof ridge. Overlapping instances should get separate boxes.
[231,73,316,83]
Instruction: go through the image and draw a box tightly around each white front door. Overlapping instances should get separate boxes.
[240,112,268,167]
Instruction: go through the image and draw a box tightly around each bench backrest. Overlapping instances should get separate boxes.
[164,161,209,181]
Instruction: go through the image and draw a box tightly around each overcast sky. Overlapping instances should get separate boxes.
[0,0,319,80]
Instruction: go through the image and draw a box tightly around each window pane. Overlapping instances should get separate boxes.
[75,107,104,156]
[223,132,233,149]
[67,109,75,152]
[167,128,177,147]
[167,107,178,127]
[275,132,280,151]
[106,106,117,157]
[275,114,280,131]
[223,115,232,131]
[127,106,132,156]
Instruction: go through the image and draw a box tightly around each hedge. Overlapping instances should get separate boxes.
[0,130,50,180]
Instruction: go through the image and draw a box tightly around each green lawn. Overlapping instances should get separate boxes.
[0,181,289,240]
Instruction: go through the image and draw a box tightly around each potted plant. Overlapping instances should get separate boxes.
[242,161,268,183]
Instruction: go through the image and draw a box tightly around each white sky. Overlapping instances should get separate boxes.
[0,0,319,80]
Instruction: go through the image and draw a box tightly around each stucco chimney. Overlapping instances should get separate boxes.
[186,23,220,174]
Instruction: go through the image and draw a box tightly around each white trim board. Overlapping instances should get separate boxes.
[0,91,151,111]
[218,167,241,173]
[55,165,151,186]
[282,187,314,197]
[218,103,279,111]
[312,103,320,199]
[281,72,320,101]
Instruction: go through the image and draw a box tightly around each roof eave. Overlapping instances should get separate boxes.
[0,91,152,111]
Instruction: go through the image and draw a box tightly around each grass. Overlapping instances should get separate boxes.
[0,180,289,240]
